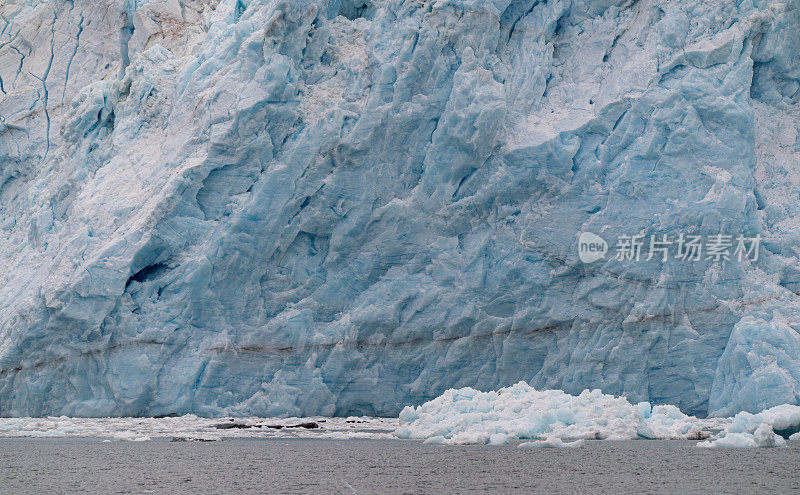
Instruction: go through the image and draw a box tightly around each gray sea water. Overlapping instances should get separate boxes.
[1,438,799,494]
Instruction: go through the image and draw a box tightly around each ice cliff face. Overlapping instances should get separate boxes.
[0,0,798,417]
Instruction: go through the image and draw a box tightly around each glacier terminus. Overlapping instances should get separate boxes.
[0,0,799,419]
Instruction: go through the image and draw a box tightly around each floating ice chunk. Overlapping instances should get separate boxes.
[519,437,585,449]
[488,433,509,446]
[697,432,756,448]
[110,431,151,442]
[320,431,395,440]
[395,382,716,445]
[753,423,786,448]
[697,404,800,448]
[696,424,786,449]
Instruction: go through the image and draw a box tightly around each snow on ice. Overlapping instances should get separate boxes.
[395,382,727,446]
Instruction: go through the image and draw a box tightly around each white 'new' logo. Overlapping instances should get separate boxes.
[578,232,607,263]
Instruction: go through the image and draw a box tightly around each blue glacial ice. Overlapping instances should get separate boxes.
[0,0,799,418]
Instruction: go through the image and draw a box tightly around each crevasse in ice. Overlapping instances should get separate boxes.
[0,0,799,417]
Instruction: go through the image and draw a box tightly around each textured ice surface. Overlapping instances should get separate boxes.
[1,0,800,417]
[394,381,727,445]
[698,403,800,448]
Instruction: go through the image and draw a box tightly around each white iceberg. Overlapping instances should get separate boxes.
[697,404,800,448]
[395,382,721,445]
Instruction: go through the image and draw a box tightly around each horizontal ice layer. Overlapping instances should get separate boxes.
[0,415,397,441]
[0,0,799,417]
[394,382,725,445]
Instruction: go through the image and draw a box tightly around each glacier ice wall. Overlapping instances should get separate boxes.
[0,0,799,417]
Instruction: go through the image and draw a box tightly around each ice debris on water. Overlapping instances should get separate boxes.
[697,404,800,448]
[395,382,726,446]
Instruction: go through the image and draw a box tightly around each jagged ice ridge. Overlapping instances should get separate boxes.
[0,0,799,417]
